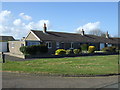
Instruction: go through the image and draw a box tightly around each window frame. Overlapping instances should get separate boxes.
[46,41,52,49]
[70,42,74,49]
[56,42,59,48]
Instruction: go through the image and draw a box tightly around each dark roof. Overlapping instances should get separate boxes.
[0,36,15,42]
[31,30,120,44]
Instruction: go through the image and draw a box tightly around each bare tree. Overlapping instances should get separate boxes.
[88,29,104,36]
[88,29,107,37]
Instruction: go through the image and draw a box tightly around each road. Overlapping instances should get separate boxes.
[2,72,119,88]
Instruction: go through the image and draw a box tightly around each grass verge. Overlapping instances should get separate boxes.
[2,55,119,76]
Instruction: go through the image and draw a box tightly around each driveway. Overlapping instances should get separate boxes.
[2,72,119,88]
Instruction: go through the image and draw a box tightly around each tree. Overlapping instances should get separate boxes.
[88,29,105,36]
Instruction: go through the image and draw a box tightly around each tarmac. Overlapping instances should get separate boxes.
[2,72,119,89]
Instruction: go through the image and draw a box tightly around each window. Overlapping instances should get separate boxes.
[100,43,105,50]
[11,42,14,48]
[27,41,40,46]
[71,42,74,49]
[108,44,112,47]
[61,42,64,49]
[56,42,59,48]
[46,42,52,49]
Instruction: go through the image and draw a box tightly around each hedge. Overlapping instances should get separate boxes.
[81,44,88,51]
[102,46,117,52]
[20,44,48,55]
[73,49,81,54]
[66,49,73,55]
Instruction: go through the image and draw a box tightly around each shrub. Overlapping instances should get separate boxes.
[102,46,116,52]
[73,49,81,54]
[20,46,29,55]
[81,44,88,51]
[20,44,48,55]
[66,49,73,55]
[38,44,48,53]
[88,46,96,53]
[55,49,66,55]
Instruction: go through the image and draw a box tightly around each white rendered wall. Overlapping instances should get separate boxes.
[0,42,8,52]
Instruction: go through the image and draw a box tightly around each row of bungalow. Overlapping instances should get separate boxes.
[6,24,119,55]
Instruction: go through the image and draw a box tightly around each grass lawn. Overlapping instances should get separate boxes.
[2,55,119,76]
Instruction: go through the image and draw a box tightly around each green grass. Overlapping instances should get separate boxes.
[2,55,119,76]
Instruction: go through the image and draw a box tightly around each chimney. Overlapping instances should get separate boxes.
[21,37,25,41]
[81,29,85,36]
[106,31,109,38]
[43,23,47,33]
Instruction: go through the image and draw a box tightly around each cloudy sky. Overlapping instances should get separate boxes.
[0,2,118,39]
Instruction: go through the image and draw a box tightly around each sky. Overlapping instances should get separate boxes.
[0,2,118,39]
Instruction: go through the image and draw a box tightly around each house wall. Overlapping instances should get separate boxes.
[43,41,81,54]
[112,44,120,49]
[25,32,38,41]
[9,41,26,54]
[64,43,71,49]
[0,42,8,52]
[45,41,56,54]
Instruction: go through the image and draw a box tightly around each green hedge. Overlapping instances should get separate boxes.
[81,44,88,51]
[20,44,48,55]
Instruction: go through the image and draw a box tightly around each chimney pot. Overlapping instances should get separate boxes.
[81,29,85,36]
[43,23,47,33]
[106,31,109,38]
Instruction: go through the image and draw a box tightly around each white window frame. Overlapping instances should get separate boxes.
[56,42,59,48]
[70,42,74,49]
[46,42,52,49]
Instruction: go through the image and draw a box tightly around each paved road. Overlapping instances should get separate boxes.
[2,72,119,88]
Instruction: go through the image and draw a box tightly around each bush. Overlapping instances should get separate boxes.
[81,44,88,51]
[55,49,66,55]
[88,46,96,53]
[102,46,116,52]
[20,46,29,55]
[20,44,48,55]
[38,44,48,53]
[66,49,73,55]
[73,49,81,54]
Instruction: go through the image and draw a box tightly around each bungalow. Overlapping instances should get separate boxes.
[0,36,15,52]
[9,23,120,54]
